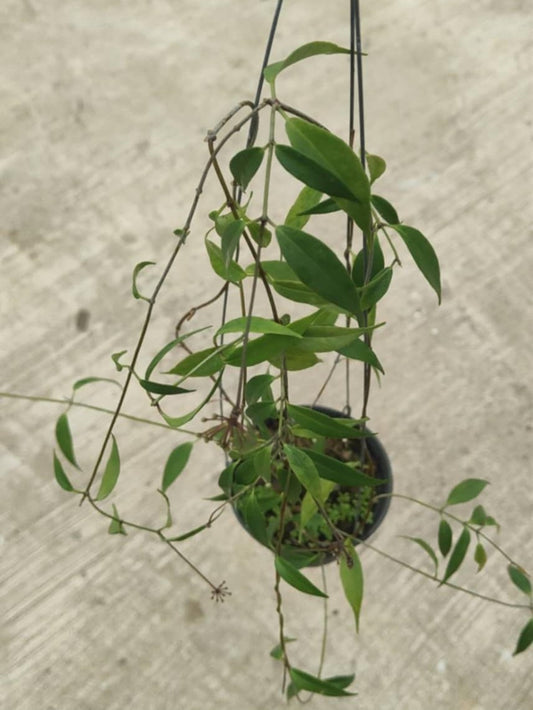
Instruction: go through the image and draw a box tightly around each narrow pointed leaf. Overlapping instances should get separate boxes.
[276,225,361,314]
[167,346,228,378]
[276,145,358,200]
[132,261,155,302]
[446,478,489,507]
[139,380,194,396]
[55,413,79,469]
[390,224,441,303]
[338,338,384,373]
[108,503,126,535]
[243,491,269,546]
[513,618,533,656]
[402,536,438,576]
[299,196,340,216]
[162,442,193,492]
[283,444,323,502]
[53,451,74,492]
[111,350,128,371]
[287,404,366,439]
[438,519,453,557]
[264,41,350,84]
[284,185,323,230]
[352,238,385,287]
[441,527,470,584]
[229,147,264,190]
[372,194,399,225]
[160,373,223,429]
[96,435,121,500]
[275,556,328,598]
[340,540,364,633]
[289,668,356,697]
[305,449,380,487]
[474,543,487,572]
[359,267,393,310]
[73,377,121,391]
[508,565,532,596]
[145,327,211,380]
[217,316,302,338]
[168,523,209,542]
[220,219,245,268]
[366,154,386,183]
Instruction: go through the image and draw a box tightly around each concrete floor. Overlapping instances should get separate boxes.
[2,1,532,708]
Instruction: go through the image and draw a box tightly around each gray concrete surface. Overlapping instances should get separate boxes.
[2,1,532,708]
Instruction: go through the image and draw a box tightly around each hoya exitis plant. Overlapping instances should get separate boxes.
[32,9,531,701]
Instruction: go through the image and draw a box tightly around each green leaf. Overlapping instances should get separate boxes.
[446,478,489,507]
[53,451,74,492]
[247,220,271,248]
[223,334,299,368]
[161,442,193,493]
[160,373,223,429]
[284,186,323,230]
[402,536,438,576]
[289,668,356,697]
[441,526,471,584]
[300,480,336,533]
[139,380,194,396]
[55,413,79,469]
[324,675,356,690]
[298,196,341,216]
[338,338,384,373]
[276,225,361,315]
[371,194,399,225]
[275,556,328,598]
[390,224,441,303]
[276,145,359,201]
[132,261,155,302]
[359,267,393,311]
[108,503,126,535]
[96,435,121,501]
[269,637,297,660]
[111,350,128,372]
[340,540,364,633]
[287,404,365,440]
[352,238,385,287]
[438,519,453,557]
[474,543,487,572]
[259,260,340,309]
[229,147,264,191]
[72,377,121,391]
[243,491,269,546]
[366,154,386,184]
[285,118,370,207]
[508,565,532,596]
[293,325,368,353]
[145,327,211,380]
[216,316,301,338]
[264,41,350,84]
[220,219,245,268]
[167,345,229,377]
[283,444,323,502]
[305,449,380,487]
[469,504,488,526]
[245,374,276,405]
[513,618,533,656]
[167,523,209,542]
[205,238,246,283]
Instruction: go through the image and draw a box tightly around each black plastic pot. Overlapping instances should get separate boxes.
[232,405,393,566]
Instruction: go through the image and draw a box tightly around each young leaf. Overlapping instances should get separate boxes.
[275,556,328,598]
[111,350,128,372]
[276,225,361,315]
[508,565,532,596]
[474,543,487,572]
[441,527,471,585]
[276,145,358,201]
[446,478,489,507]
[366,154,386,184]
[284,185,323,230]
[264,41,350,84]
[55,413,79,469]
[283,444,323,502]
[139,380,194,396]
[289,668,356,697]
[216,316,302,338]
[469,504,488,526]
[390,224,441,303]
[438,519,453,557]
[220,218,245,268]
[287,404,366,439]
[162,442,193,493]
[167,523,209,543]
[229,147,264,191]
[340,540,364,633]
[371,194,399,225]
[513,618,533,656]
[72,377,121,391]
[160,373,223,429]
[96,435,121,501]
[247,219,272,248]
[269,637,297,660]
[132,261,155,302]
[205,238,246,283]
[53,451,74,492]
[108,504,126,535]
[402,536,438,576]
